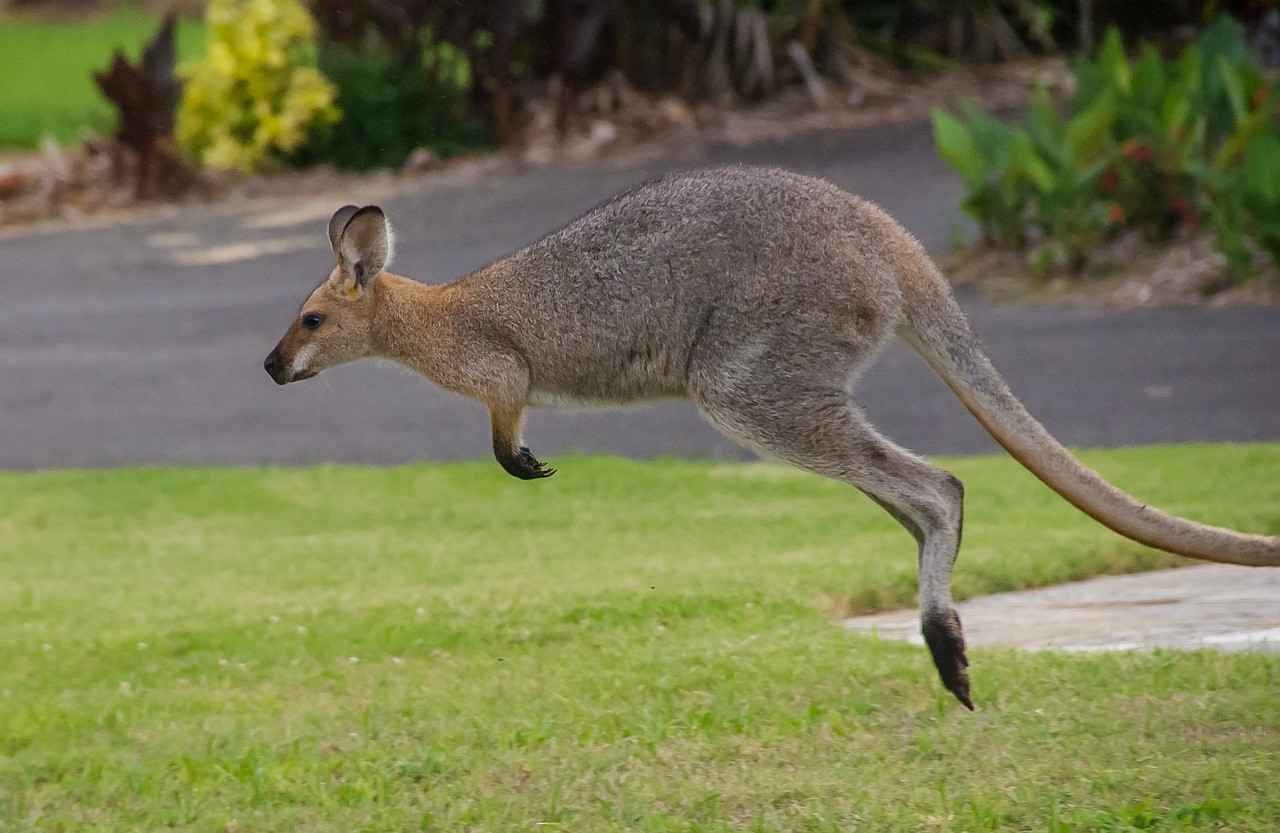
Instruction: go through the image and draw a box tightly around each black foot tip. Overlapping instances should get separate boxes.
[515,446,556,480]
[922,607,974,710]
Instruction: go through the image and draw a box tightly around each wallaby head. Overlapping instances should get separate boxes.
[263,205,393,385]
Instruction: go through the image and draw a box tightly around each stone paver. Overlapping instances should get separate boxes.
[844,564,1280,653]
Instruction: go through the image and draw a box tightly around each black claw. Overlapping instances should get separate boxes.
[499,446,556,480]
[922,607,974,710]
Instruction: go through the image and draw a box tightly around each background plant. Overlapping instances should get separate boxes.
[297,0,487,171]
[933,16,1280,279]
[176,0,339,172]
[295,36,486,171]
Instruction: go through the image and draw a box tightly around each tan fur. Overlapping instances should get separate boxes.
[265,168,1279,708]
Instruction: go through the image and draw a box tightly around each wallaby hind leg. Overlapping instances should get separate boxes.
[692,377,972,708]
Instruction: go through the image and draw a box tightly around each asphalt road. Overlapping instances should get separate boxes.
[1,122,1277,471]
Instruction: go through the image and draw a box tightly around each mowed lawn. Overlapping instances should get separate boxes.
[0,11,204,149]
[2,444,1278,831]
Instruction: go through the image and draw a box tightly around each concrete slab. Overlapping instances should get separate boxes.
[844,565,1280,653]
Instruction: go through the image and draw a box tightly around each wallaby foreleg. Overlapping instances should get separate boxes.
[489,402,556,480]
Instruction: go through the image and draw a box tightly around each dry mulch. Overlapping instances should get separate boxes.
[0,137,514,232]
[944,233,1280,309]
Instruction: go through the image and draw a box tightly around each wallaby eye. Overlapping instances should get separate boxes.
[301,312,324,331]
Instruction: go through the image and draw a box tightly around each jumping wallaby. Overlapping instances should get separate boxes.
[264,166,1280,709]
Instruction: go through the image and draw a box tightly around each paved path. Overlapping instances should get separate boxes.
[844,565,1280,653]
[1,123,1277,470]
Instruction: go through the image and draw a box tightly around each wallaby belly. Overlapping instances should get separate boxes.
[525,334,693,406]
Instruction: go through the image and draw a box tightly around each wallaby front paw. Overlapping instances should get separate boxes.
[516,446,556,479]
[500,445,555,480]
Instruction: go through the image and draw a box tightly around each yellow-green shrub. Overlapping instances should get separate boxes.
[176,0,338,172]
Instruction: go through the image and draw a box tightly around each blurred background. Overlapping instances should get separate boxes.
[5,0,1280,178]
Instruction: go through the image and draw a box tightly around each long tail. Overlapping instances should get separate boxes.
[898,265,1280,567]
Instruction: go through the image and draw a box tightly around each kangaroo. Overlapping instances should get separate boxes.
[264,166,1280,709]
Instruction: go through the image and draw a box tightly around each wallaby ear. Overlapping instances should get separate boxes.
[327,205,360,254]
[334,205,393,290]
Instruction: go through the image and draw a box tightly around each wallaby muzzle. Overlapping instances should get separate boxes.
[263,346,290,385]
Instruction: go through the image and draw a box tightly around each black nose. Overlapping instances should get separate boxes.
[264,348,284,383]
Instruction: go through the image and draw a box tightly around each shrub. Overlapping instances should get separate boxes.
[295,36,489,172]
[932,16,1280,279]
[176,0,339,172]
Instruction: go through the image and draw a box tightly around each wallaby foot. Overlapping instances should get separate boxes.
[922,606,972,710]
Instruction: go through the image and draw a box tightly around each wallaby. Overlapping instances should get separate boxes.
[264,166,1280,709]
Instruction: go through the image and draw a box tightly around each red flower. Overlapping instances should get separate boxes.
[1172,195,1196,227]
[1108,203,1126,224]
[1122,139,1154,165]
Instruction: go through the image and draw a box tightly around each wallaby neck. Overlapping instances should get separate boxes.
[370,272,453,379]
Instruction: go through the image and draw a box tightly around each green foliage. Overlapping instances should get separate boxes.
[933,17,1280,279]
[295,37,490,172]
[1,447,1279,829]
[176,0,339,172]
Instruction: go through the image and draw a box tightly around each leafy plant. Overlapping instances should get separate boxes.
[176,0,339,172]
[933,104,1035,246]
[933,16,1280,280]
[295,33,488,171]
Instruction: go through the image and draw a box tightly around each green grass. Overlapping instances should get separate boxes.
[0,10,204,150]
[2,444,1278,831]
